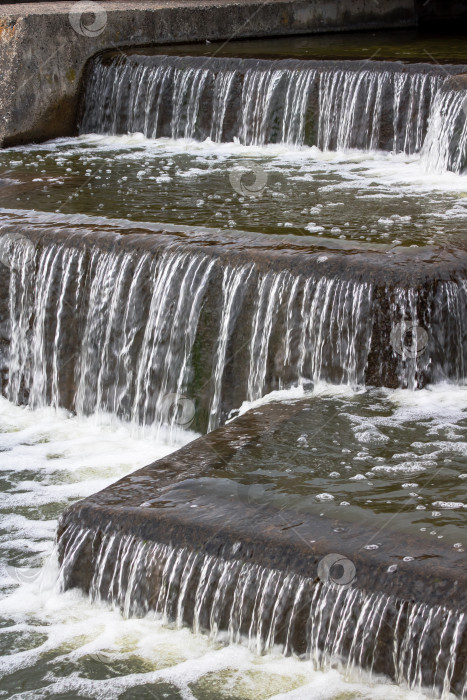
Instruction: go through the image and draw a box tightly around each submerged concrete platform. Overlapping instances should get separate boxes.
[58,398,467,694]
[58,400,467,609]
[0,0,417,146]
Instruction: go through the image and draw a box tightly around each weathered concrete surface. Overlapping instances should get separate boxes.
[58,399,467,610]
[57,400,467,693]
[0,0,417,146]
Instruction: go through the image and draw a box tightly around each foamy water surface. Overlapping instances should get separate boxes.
[0,391,458,699]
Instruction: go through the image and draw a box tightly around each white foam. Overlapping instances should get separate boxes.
[6,133,467,195]
[0,395,453,698]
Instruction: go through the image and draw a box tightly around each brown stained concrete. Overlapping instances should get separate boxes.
[57,398,467,689]
[0,0,417,147]
[1,211,467,424]
[58,399,467,618]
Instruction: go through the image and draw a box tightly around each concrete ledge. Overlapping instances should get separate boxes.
[2,209,467,422]
[57,400,467,693]
[58,401,467,610]
[0,0,417,146]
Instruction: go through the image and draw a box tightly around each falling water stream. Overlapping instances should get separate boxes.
[1,388,466,699]
[1,35,467,699]
[80,54,467,173]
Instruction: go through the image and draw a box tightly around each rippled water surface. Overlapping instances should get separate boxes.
[144,385,467,546]
[1,136,467,247]
[147,31,467,63]
[0,396,436,699]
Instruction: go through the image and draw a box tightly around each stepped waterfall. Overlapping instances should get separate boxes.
[58,525,467,697]
[81,55,467,173]
[3,215,467,432]
[1,47,467,700]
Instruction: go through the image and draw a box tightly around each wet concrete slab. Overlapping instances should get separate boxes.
[0,0,416,147]
[58,399,467,612]
[2,209,467,428]
[56,397,467,694]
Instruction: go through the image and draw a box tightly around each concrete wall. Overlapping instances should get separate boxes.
[416,0,467,28]
[0,0,417,147]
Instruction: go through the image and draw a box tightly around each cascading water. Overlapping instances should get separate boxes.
[4,230,375,428]
[80,54,467,172]
[4,221,467,431]
[208,263,253,432]
[2,39,467,700]
[58,525,467,698]
[421,85,467,173]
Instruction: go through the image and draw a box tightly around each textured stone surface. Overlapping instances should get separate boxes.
[0,0,417,146]
[1,213,467,426]
[58,399,467,610]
